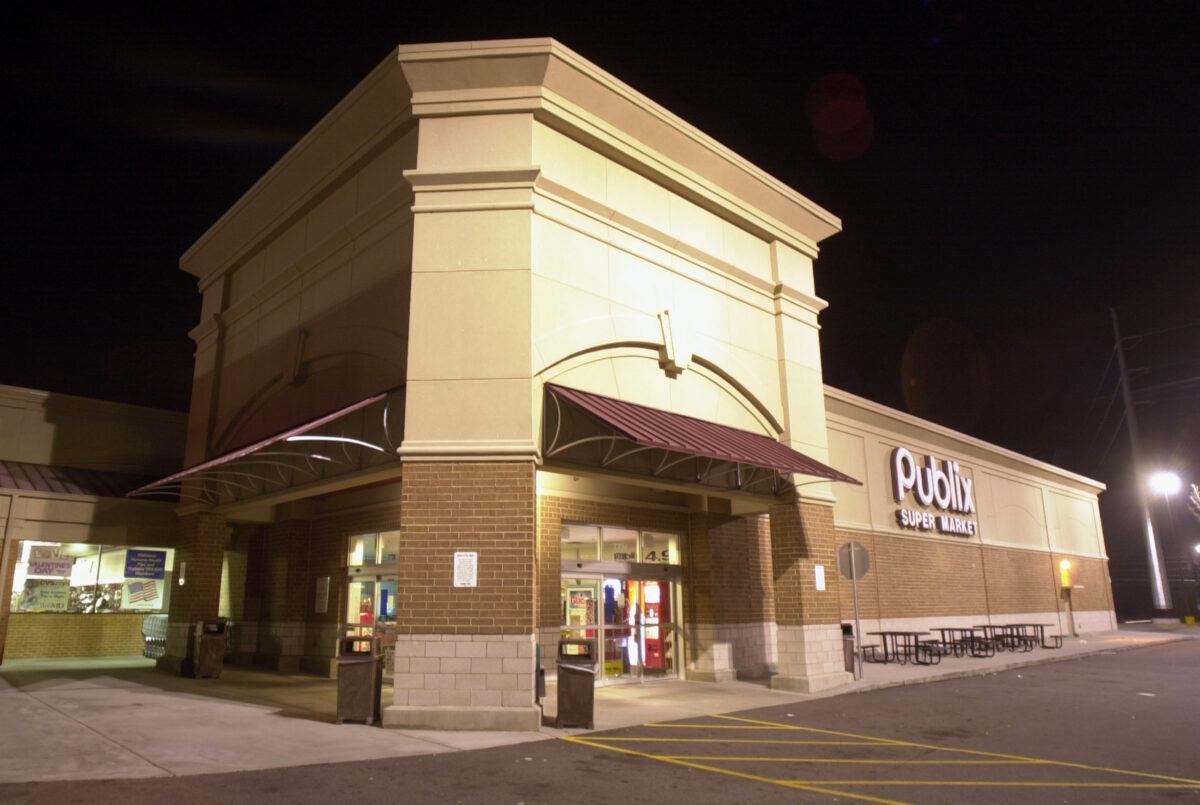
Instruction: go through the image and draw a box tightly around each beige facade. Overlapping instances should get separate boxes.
[0,385,185,662]
[149,38,1115,731]
[825,387,1114,637]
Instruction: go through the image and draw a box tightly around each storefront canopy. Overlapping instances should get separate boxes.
[128,389,403,507]
[543,384,860,495]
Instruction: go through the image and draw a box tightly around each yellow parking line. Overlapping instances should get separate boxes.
[663,757,1044,764]
[780,780,1200,789]
[713,715,1200,786]
[642,722,809,730]
[562,736,913,805]
[589,737,884,746]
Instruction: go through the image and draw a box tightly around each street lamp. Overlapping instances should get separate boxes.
[1149,471,1183,497]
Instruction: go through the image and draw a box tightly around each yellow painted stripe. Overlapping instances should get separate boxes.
[642,722,808,730]
[712,715,1200,786]
[589,737,883,746]
[562,736,914,805]
[779,781,1200,789]
[662,757,1045,764]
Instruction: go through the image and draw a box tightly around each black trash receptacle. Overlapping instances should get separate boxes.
[337,635,382,725]
[193,620,226,679]
[843,636,856,673]
[555,639,596,729]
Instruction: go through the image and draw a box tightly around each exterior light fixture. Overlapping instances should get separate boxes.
[1148,471,1183,496]
[1059,559,1072,571]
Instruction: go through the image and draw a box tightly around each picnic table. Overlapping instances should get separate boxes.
[929,626,994,658]
[865,630,939,665]
[1005,622,1063,649]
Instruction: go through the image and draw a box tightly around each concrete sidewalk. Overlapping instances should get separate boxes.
[0,626,1190,782]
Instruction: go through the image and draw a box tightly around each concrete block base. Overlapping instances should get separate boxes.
[383,704,541,731]
[685,667,735,683]
[769,669,852,693]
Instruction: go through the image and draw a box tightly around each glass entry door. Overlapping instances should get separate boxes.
[561,576,678,685]
[346,575,398,632]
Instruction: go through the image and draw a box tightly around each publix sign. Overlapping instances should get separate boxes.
[891,447,978,537]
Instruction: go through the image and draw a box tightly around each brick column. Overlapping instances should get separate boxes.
[254,520,311,672]
[685,510,778,681]
[158,511,229,675]
[0,538,18,665]
[384,460,539,731]
[768,497,851,692]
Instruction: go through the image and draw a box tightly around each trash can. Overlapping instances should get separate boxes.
[843,636,856,673]
[192,620,227,679]
[337,635,382,725]
[555,639,596,729]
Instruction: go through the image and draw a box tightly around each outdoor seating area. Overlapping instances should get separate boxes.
[862,623,1063,666]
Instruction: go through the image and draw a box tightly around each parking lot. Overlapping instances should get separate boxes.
[1,636,1196,803]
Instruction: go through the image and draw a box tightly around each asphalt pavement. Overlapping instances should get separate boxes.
[3,638,1197,804]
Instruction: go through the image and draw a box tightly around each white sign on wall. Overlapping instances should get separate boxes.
[814,564,826,592]
[891,447,979,537]
[453,552,478,588]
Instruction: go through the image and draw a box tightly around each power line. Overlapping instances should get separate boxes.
[1078,345,1117,430]
[1096,410,1126,467]
[1123,319,1200,340]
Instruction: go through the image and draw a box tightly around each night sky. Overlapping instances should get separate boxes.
[4,4,1198,609]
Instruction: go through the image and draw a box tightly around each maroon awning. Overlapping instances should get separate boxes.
[128,390,401,504]
[545,384,859,486]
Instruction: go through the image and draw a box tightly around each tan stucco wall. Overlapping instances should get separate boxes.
[0,385,185,476]
[176,39,845,508]
[825,387,1108,560]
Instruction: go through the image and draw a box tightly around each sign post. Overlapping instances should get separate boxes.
[837,542,871,680]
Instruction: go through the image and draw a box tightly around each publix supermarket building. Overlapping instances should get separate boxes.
[2,39,1114,731]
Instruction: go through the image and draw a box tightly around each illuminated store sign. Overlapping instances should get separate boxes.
[891,447,978,537]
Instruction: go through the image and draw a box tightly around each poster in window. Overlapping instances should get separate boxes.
[123,549,167,580]
[20,579,70,611]
[122,579,162,610]
[27,546,73,577]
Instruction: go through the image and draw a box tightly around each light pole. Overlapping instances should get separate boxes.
[1148,471,1183,620]
[1111,309,1172,614]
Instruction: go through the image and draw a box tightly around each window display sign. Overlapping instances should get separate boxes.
[121,579,162,610]
[27,546,73,577]
[123,549,167,580]
[21,579,70,611]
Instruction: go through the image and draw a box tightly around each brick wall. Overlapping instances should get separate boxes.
[398,461,536,635]
[0,539,16,663]
[687,512,774,625]
[535,494,688,629]
[158,511,228,673]
[1051,553,1113,612]
[982,545,1059,615]
[834,529,1115,623]
[167,511,229,623]
[770,500,841,626]
[5,613,146,658]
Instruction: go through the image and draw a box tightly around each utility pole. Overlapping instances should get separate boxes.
[1110,307,1173,614]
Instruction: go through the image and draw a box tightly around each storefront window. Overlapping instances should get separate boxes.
[10,541,174,614]
[640,532,678,564]
[346,531,400,567]
[560,525,681,565]
[601,527,639,561]
[560,525,599,561]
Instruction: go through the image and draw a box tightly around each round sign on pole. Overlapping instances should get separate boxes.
[837,542,870,580]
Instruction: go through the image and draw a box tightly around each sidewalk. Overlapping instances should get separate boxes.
[0,626,1190,782]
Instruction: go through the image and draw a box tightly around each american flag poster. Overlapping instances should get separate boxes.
[123,579,161,609]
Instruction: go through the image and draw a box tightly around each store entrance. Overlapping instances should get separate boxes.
[561,576,679,685]
[346,575,397,634]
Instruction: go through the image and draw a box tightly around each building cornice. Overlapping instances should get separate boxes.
[181,38,842,291]
[823,385,1106,492]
